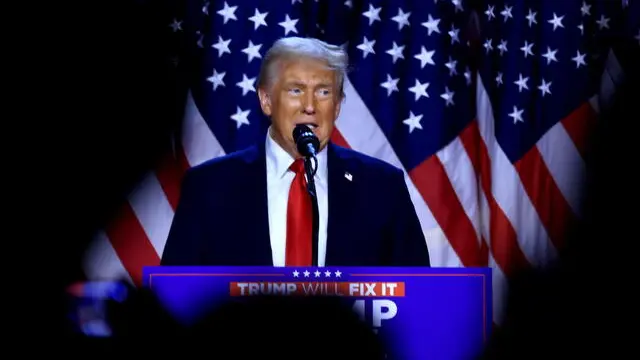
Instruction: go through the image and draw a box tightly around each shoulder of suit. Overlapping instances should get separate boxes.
[331,143,404,178]
[185,145,259,178]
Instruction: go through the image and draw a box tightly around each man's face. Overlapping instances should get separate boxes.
[258,57,342,158]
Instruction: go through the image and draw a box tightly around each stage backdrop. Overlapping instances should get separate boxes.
[82,0,637,328]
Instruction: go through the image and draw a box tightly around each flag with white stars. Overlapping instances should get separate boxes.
[84,0,638,327]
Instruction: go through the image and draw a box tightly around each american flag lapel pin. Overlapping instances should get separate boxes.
[344,172,352,181]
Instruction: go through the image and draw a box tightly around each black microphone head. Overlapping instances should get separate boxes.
[293,124,320,157]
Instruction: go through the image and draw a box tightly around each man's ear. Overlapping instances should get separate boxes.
[258,88,272,116]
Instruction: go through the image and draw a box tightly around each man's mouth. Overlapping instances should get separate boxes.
[297,122,319,129]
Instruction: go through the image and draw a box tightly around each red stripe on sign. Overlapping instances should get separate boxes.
[515,147,576,253]
[410,156,484,267]
[561,101,597,160]
[105,202,160,286]
[459,120,531,276]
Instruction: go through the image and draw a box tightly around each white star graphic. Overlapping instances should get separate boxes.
[334,270,342,277]
[440,86,455,106]
[572,51,586,68]
[293,270,300,277]
[380,74,399,96]
[217,2,237,24]
[421,14,440,35]
[212,36,231,57]
[207,69,225,90]
[248,8,268,30]
[279,14,298,35]
[242,41,262,63]
[385,42,405,63]
[514,73,529,92]
[444,56,457,76]
[414,46,435,68]
[547,13,564,31]
[485,5,495,21]
[324,270,332,277]
[236,74,256,96]
[362,4,381,25]
[230,106,250,129]
[451,0,463,13]
[541,47,558,64]
[303,270,310,277]
[520,40,534,57]
[408,79,429,101]
[537,79,552,97]
[497,39,508,56]
[508,106,524,124]
[580,1,591,16]
[463,66,471,85]
[526,9,537,27]
[483,38,493,53]
[314,270,321,277]
[495,72,503,86]
[448,25,460,44]
[403,111,423,133]
[596,15,610,30]
[500,5,513,22]
[357,36,376,58]
[169,19,182,32]
[391,8,411,30]
[196,31,204,48]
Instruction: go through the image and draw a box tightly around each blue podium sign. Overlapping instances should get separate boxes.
[143,266,492,360]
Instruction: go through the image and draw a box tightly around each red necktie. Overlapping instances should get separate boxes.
[286,158,312,266]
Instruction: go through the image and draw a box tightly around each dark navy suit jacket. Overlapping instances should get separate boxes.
[160,140,430,267]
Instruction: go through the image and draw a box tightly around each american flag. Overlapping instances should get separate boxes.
[82,0,636,325]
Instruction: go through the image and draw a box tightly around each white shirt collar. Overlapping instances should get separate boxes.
[265,126,328,183]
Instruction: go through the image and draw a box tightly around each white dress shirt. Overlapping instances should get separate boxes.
[265,128,328,267]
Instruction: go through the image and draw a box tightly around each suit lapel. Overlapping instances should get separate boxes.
[326,143,357,265]
[239,142,273,265]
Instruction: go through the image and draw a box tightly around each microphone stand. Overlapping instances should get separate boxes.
[303,155,319,267]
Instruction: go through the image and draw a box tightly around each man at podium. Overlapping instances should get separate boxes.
[160,37,430,268]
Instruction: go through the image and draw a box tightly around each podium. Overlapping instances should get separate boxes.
[143,266,492,360]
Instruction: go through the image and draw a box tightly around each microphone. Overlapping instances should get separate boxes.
[293,124,320,158]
